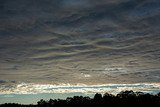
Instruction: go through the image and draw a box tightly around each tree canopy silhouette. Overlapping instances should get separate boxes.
[0,90,160,107]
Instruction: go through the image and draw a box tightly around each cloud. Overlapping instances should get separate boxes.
[0,80,7,83]
[0,80,16,84]
[0,83,160,95]
[0,0,160,84]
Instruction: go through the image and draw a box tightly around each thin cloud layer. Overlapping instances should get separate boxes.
[0,83,160,95]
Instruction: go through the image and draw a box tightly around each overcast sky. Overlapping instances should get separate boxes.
[0,0,160,86]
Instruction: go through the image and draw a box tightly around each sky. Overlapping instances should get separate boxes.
[0,0,160,104]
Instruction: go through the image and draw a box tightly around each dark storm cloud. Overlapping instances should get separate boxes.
[0,0,160,84]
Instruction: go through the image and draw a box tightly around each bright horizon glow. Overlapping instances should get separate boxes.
[1,83,160,95]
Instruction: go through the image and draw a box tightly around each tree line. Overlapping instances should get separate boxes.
[0,90,160,107]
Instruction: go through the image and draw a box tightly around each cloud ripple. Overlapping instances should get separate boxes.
[0,0,159,84]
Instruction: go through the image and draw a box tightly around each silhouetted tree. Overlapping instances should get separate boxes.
[157,92,160,97]
[93,93,102,107]
[37,99,49,107]
[94,93,102,101]
[0,90,160,107]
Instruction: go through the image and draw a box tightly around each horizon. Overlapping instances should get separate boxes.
[0,82,160,104]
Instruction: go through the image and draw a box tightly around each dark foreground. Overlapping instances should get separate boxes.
[0,91,160,107]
